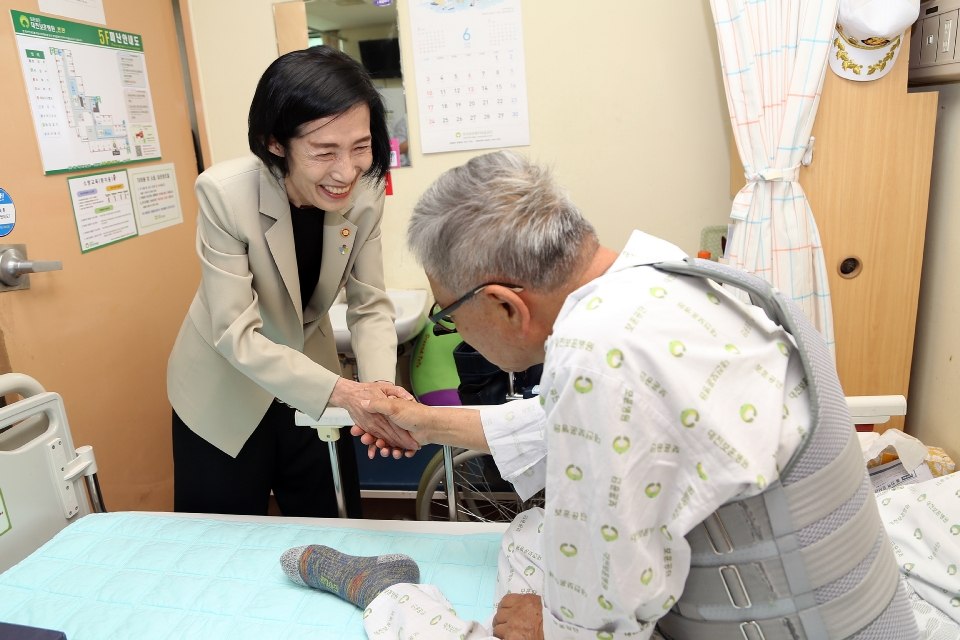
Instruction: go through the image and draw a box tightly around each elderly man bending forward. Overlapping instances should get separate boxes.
[281,151,820,639]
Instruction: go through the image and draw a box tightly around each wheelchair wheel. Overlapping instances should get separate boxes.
[415,448,544,522]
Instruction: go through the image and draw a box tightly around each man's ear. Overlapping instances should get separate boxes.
[267,136,285,157]
[482,285,530,335]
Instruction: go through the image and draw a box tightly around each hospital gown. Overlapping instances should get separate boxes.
[362,231,812,639]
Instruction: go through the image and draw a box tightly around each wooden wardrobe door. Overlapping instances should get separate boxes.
[801,35,936,432]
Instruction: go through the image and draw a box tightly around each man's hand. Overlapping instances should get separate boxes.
[352,400,490,459]
[352,396,434,458]
[493,594,544,640]
[328,379,419,452]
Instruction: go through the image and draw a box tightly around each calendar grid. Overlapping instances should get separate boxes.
[408,0,530,154]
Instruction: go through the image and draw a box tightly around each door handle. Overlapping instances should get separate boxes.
[0,247,62,287]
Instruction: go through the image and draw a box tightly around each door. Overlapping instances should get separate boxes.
[0,0,201,510]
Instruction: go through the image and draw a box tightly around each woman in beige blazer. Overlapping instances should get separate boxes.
[167,47,416,518]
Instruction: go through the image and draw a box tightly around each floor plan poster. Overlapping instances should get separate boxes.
[11,11,161,174]
[67,169,138,252]
[407,0,530,154]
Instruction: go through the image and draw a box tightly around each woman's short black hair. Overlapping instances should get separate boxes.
[248,46,390,184]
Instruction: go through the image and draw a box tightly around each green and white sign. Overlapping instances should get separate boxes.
[10,10,161,175]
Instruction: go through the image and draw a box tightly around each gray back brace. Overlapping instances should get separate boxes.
[651,259,918,640]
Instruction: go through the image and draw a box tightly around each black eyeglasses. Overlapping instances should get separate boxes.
[429,282,524,335]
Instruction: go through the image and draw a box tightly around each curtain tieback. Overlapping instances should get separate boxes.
[745,166,801,182]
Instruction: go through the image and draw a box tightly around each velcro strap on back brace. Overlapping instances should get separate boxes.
[660,527,899,640]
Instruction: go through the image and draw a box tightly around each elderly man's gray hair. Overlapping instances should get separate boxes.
[407,151,597,296]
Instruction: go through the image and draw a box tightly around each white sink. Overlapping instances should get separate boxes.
[328,288,429,355]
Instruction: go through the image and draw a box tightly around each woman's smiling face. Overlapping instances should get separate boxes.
[269,103,374,211]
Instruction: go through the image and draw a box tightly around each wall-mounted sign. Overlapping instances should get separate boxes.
[67,169,138,252]
[0,190,16,238]
[11,11,161,175]
[128,163,183,235]
[37,0,105,25]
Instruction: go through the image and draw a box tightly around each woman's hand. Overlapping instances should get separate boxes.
[328,379,419,452]
[351,396,435,458]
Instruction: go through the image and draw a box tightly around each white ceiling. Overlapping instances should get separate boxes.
[306,0,399,32]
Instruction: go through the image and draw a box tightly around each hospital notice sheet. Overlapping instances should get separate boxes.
[10,11,161,175]
[67,169,138,252]
[870,458,934,492]
[37,0,105,25]
[128,163,182,235]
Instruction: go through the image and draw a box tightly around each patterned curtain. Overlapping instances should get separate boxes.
[711,0,839,357]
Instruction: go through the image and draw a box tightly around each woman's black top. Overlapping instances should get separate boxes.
[290,202,324,313]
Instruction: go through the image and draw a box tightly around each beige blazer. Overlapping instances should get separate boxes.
[167,156,397,457]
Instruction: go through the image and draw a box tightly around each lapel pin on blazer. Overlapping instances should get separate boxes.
[340,228,350,237]
[340,244,349,255]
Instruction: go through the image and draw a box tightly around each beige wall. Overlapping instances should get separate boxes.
[184,0,733,290]
[908,83,960,461]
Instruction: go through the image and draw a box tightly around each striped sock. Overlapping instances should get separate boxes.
[280,545,420,609]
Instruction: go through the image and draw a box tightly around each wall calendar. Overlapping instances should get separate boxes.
[407,0,530,154]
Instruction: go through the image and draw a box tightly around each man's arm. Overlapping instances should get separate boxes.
[358,398,490,452]
[358,397,548,500]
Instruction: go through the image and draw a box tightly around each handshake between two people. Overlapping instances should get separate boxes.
[328,377,489,460]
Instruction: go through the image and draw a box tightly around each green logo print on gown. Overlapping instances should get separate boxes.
[561,606,575,618]
[953,597,960,608]
[430,615,441,625]
[587,297,602,310]
[650,287,667,298]
[606,349,624,368]
[574,377,593,393]
[524,566,536,576]
[725,344,740,354]
[601,525,618,541]
[740,404,757,422]
[613,436,630,453]
[560,543,578,557]
[778,342,790,356]
[645,483,662,498]
[641,568,654,585]
[660,526,672,541]
[681,409,699,428]
[598,595,613,610]
[598,633,614,640]
[662,595,676,610]
[951,525,960,535]
[707,293,720,305]
[566,465,583,481]
[915,528,923,540]
[948,564,957,575]
[696,462,708,481]
[669,340,685,357]
[918,494,927,502]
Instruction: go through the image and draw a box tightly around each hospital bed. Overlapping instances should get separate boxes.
[0,374,505,638]
[0,373,908,638]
